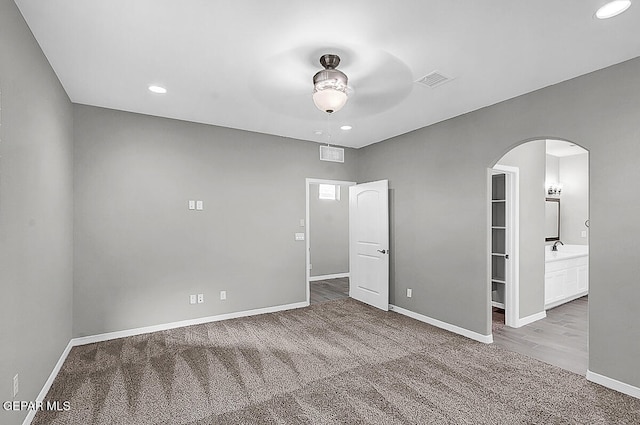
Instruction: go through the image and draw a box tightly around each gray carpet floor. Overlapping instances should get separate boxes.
[34,299,640,424]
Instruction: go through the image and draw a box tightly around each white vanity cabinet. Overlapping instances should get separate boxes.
[544,251,588,309]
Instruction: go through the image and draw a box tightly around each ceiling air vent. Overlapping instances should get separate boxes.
[416,71,453,88]
[320,145,344,163]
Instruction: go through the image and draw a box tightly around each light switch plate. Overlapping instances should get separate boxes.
[196,200,204,210]
[190,294,196,304]
[407,288,412,298]
[295,233,305,241]
[197,293,204,303]
[188,200,196,210]
[581,231,587,238]
[300,219,305,227]
[220,290,227,300]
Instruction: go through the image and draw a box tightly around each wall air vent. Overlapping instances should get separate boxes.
[320,145,345,163]
[416,71,453,88]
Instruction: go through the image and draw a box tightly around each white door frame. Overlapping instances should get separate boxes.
[489,165,520,328]
[305,178,356,305]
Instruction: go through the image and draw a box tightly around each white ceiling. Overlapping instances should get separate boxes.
[546,139,589,157]
[15,0,640,148]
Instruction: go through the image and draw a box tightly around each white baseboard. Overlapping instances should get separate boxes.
[545,291,588,310]
[72,301,309,346]
[22,340,74,425]
[389,304,493,344]
[309,273,349,282]
[514,311,546,328]
[587,370,640,399]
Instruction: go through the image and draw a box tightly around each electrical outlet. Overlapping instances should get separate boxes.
[196,200,204,211]
[220,290,227,300]
[197,293,204,304]
[189,294,196,304]
[13,374,18,398]
[407,288,412,298]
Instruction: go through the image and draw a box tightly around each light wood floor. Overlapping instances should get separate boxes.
[311,278,588,376]
[493,296,588,376]
[310,277,349,304]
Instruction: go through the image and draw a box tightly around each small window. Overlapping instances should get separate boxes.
[318,184,340,200]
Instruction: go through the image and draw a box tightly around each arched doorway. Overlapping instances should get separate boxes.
[489,138,589,376]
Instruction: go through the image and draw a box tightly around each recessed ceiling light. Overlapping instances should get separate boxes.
[148,85,167,94]
[340,125,352,131]
[595,1,632,19]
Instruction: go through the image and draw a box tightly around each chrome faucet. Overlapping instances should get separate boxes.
[552,240,564,251]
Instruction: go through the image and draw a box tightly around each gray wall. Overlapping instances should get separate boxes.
[309,183,350,277]
[497,141,546,319]
[357,56,640,389]
[2,0,639,404]
[73,105,357,337]
[560,153,589,245]
[0,1,74,424]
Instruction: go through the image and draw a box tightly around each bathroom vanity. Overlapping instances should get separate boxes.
[544,244,588,309]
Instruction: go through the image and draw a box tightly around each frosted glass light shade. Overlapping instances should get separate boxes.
[313,88,348,114]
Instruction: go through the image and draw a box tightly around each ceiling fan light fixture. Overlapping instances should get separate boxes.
[313,54,349,113]
[313,88,348,114]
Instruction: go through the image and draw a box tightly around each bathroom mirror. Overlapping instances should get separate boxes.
[545,198,560,241]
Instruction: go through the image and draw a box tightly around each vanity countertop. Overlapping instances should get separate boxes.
[545,245,588,263]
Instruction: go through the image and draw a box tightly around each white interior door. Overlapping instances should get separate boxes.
[349,180,389,310]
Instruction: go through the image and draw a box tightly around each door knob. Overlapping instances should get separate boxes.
[377,249,388,254]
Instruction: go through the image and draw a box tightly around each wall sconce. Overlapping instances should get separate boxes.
[547,183,563,196]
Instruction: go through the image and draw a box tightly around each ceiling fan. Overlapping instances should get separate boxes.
[248,44,413,120]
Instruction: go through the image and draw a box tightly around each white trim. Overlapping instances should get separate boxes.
[490,165,520,328]
[22,340,74,425]
[72,301,308,346]
[305,178,356,186]
[486,170,494,337]
[514,310,546,328]
[305,178,356,305]
[587,370,640,399]
[389,304,493,344]
[309,273,349,282]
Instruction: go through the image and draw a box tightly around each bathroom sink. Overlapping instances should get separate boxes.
[545,244,588,262]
